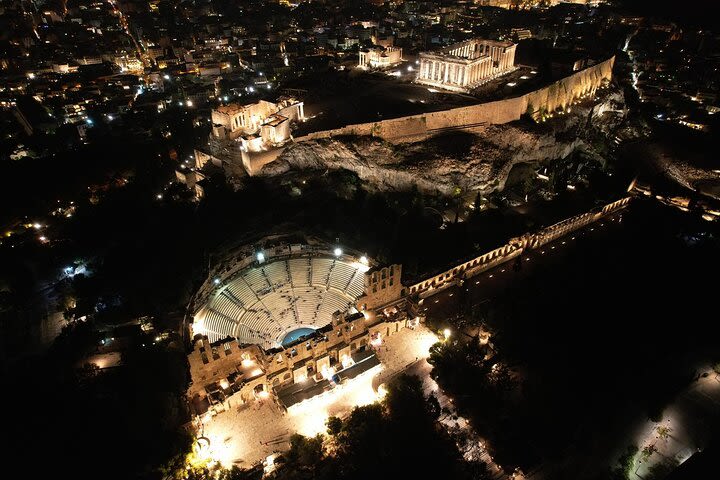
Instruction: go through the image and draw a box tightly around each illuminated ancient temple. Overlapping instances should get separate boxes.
[416,38,517,92]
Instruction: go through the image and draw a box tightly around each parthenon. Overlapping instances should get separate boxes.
[416,38,517,92]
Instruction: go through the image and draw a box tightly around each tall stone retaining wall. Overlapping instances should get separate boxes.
[293,56,615,145]
[407,195,630,298]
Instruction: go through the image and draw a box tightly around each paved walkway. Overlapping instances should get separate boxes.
[200,325,440,468]
[628,367,720,479]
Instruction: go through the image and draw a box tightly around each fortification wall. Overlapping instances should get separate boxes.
[407,196,630,298]
[292,56,614,146]
[248,57,614,176]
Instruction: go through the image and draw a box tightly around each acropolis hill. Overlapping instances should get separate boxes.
[292,56,615,145]
[260,98,624,197]
[191,56,616,188]
[261,65,626,197]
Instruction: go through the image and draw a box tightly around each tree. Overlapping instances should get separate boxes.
[466,460,494,480]
[326,416,343,437]
[452,185,464,223]
[473,191,483,214]
[282,434,324,468]
[656,425,672,440]
[641,444,657,462]
[647,457,680,480]
[612,445,638,480]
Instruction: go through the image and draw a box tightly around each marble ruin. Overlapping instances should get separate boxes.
[358,46,403,69]
[191,97,304,178]
[209,97,304,148]
[416,38,517,92]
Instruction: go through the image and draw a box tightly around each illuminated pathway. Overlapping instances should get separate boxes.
[376,329,516,480]
[414,212,627,480]
[624,366,720,479]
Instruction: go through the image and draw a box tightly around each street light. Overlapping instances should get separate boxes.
[257,251,265,263]
[443,328,451,339]
[334,247,342,257]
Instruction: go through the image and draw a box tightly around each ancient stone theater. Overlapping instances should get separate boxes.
[187,237,410,412]
[186,196,631,416]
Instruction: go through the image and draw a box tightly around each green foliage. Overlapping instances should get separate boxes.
[641,444,657,460]
[269,374,472,480]
[283,434,324,467]
[647,457,680,480]
[473,191,483,214]
[325,416,342,436]
[181,464,261,480]
[612,445,639,480]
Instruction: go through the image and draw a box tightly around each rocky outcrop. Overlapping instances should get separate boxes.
[260,123,586,195]
[258,86,631,196]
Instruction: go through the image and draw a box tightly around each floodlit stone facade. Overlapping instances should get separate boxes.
[188,294,411,412]
[358,47,403,69]
[210,97,304,142]
[357,264,403,312]
[293,56,615,145]
[186,195,631,414]
[416,38,516,92]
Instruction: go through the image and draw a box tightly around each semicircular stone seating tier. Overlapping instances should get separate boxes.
[199,256,365,350]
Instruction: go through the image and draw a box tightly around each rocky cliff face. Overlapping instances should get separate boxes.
[259,90,631,196]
